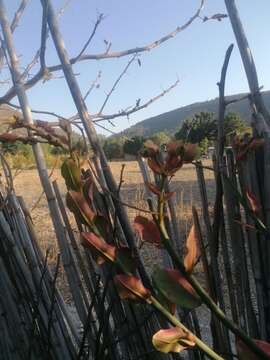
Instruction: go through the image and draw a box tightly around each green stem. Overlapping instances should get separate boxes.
[151,296,224,360]
[157,192,270,359]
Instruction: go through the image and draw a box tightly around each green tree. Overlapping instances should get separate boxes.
[123,136,145,156]
[175,111,247,146]
[103,136,126,160]
[150,132,171,146]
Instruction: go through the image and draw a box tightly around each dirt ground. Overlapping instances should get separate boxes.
[12,159,215,259]
[12,159,216,345]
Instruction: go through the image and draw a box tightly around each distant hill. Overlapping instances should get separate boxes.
[121,91,270,137]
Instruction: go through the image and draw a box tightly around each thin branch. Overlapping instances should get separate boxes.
[73,13,104,63]
[98,54,137,117]
[31,156,59,212]
[90,79,180,123]
[88,160,156,215]
[6,101,68,120]
[0,0,203,104]
[40,0,48,70]
[83,70,102,101]
[225,86,263,106]
[69,79,180,125]
[10,0,29,33]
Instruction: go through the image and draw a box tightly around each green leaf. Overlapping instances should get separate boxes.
[152,267,201,310]
[61,157,82,191]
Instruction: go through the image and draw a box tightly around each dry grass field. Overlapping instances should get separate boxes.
[12,159,215,261]
[12,159,216,328]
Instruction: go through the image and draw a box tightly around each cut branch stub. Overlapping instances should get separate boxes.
[152,267,201,309]
[152,327,196,353]
[184,224,200,274]
[134,215,162,248]
[61,157,82,191]
[114,274,152,303]
[236,338,270,360]
[66,190,95,226]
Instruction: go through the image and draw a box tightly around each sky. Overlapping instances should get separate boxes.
[2,0,270,135]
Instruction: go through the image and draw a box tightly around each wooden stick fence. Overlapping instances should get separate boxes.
[0,0,270,359]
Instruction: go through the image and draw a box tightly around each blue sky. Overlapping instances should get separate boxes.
[2,1,270,135]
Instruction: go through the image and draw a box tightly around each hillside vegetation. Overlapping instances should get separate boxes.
[121,90,270,137]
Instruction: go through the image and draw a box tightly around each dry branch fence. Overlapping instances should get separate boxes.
[0,1,270,359]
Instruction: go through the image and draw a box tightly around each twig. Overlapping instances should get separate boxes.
[10,0,29,33]
[72,79,180,123]
[87,159,156,215]
[46,253,60,355]
[98,54,137,117]
[0,0,202,104]
[31,156,59,212]
[73,13,104,63]
[84,70,102,101]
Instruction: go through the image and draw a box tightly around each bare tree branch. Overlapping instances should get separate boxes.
[84,70,101,101]
[10,0,29,33]
[6,79,179,130]
[73,13,104,63]
[0,0,204,104]
[89,79,180,123]
[98,54,137,118]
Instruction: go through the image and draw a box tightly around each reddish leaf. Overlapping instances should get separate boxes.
[164,153,183,175]
[234,220,256,231]
[236,338,270,360]
[184,224,200,274]
[81,232,116,265]
[152,268,201,309]
[183,143,198,163]
[147,158,164,175]
[152,327,195,353]
[246,190,261,214]
[114,274,152,303]
[66,191,95,226]
[83,175,94,203]
[134,216,162,248]
[144,139,159,153]
[146,183,175,201]
[146,182,161,195]
[166,141,184,155]
[0,133,19,143]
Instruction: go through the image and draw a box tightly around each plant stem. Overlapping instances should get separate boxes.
[151,296,224,360]
[157,186,270,359]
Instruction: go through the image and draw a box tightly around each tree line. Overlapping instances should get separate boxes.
[102,111,249,159]
[1,111,249,164]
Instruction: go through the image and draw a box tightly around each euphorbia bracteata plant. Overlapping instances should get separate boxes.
[61,140,270,359]
[136,140,270,359]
